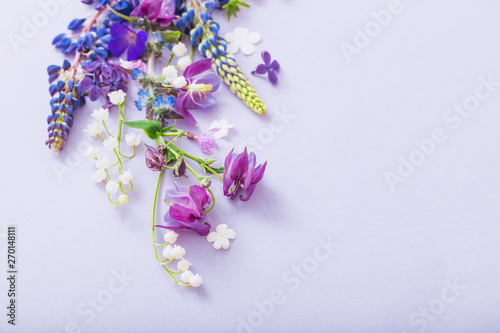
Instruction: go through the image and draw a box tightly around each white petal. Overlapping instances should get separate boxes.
[226,42,240,55]
[240,42,255,56]
[224,32,237,43]
[215,224,228,234]
[234,27,249,39]
[225,229,236,239]
[213,238,224,250]
[246,31,261,44]
[222,238,230,250]
[207,231,218,243]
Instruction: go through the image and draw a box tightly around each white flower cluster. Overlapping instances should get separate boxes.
[162,231,203,288]
[161,42,193,88]
[83,91,142,207]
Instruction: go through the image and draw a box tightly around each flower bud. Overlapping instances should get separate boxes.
[145,144,166,172]
[118,194,128,204]
[200,177,212,188]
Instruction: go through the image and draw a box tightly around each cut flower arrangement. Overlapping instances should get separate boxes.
[45,0,279,287]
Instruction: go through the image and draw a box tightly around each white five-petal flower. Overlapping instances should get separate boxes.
[125,133,142,147]
[225,27,261,55]
[209,119,235,140]
[207,224,236,250]
[108,90,126,105]
[92,108,109,122]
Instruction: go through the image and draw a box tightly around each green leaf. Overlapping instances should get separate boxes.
[160,31,181,44]
[123,120,163,140]
[211,167,225,174]
[161,125,175,133]
[165,150,177,165]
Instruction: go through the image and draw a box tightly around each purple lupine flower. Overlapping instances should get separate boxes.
[187,129,219,155]
[223,148,267,201]
[130,0,177,26]
[108,23,148,61]
[157,183,212,236]
[175,58,220,124]
[145,144,166,171]
[252,51,280,85]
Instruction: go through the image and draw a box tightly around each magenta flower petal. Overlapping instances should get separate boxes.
[196,74,220,92]
[183,58,213,80]
[223,148,266,201]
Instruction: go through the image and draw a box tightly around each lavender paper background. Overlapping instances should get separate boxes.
[2,0,500,332]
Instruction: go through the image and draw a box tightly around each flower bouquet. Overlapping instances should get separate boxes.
[45,0,279,288]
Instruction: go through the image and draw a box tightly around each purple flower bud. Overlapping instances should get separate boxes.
[145,144,166,171]
[173,159,186,177]
[223,148,267,201]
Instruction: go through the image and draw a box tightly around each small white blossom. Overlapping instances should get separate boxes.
[177,259,191,272]
[92,108,109,122]
[209,119,235,139]
[84,146,101,160]
[177,56,192,70]
[207,224,236,250]
[103,137,119,151]
[106,180,119,194]
[189,274,203,287]
[84,121,102,137]
[108,90,126,105]
[171,245,186,259]
[95,156,111,170]
[91,169,106,182]
[164,230,179,244]
[225,27,261,55]
[118,170,133,185]
[162,245,174,260]
[181,271,194,284]
[173,76,187,88]
[118,194,128,204]
[172,42,187,56]
[162,65,178,83]
[125,133,142,147]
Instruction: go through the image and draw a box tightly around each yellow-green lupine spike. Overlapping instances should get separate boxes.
[198,21,266,115]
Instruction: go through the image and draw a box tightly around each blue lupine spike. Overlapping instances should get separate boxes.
[51,104,59,112]
[67,105,74,116]
[49,85,58,96]
[68,80,74,91]
[210,21,220,31]
[47,65,61,75]
[52,33,66,45]
[187,8,194,21]
[53,114,60,121]
[209,37,217,46]
[57,80,66,91]
[72,99,80,109]
[63,115,69,124]
[200,12,208,24]
[82,32,95,49]
[58,93,66,103]
[68,18,86,30]
[57,37,71,48]
[66,93,73,103]
[99,35,112,44]
[93,48,108,59]
[62,59,71,70]
[60,103,66,112]
[49,73,59,83]
[209,25,218,36]
[75,86,83,97]
[68,115,74,127]
[50,97,58,105]
[205,1,215,13]
[79,96,86,107]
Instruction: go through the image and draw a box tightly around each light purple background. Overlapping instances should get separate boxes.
[2,0,500,332]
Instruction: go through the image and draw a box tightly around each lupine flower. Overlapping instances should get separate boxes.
[209,119,234,139]
[108,23,148,61]
[145,144,166,171]
[207,224,236,250]
[223,148,267,201]
[130,0,177,26]
[252,51,280,85]
[224,27,261,55]
[175,58,220,124]
[159,183,212,236]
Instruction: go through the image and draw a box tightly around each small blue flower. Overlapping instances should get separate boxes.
[131,68,145,80]
[151,32,165,44]
[135,90,150,111]
[154,95,176,109]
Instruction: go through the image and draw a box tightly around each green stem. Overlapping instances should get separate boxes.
[152,172,163,262]
[185,163,202,181]
[102,120,113,137]
[168,144,223,180]
[203,188,216,214]
[106,5,138,22]
[120,145,136,159]
[166,53,175,66]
